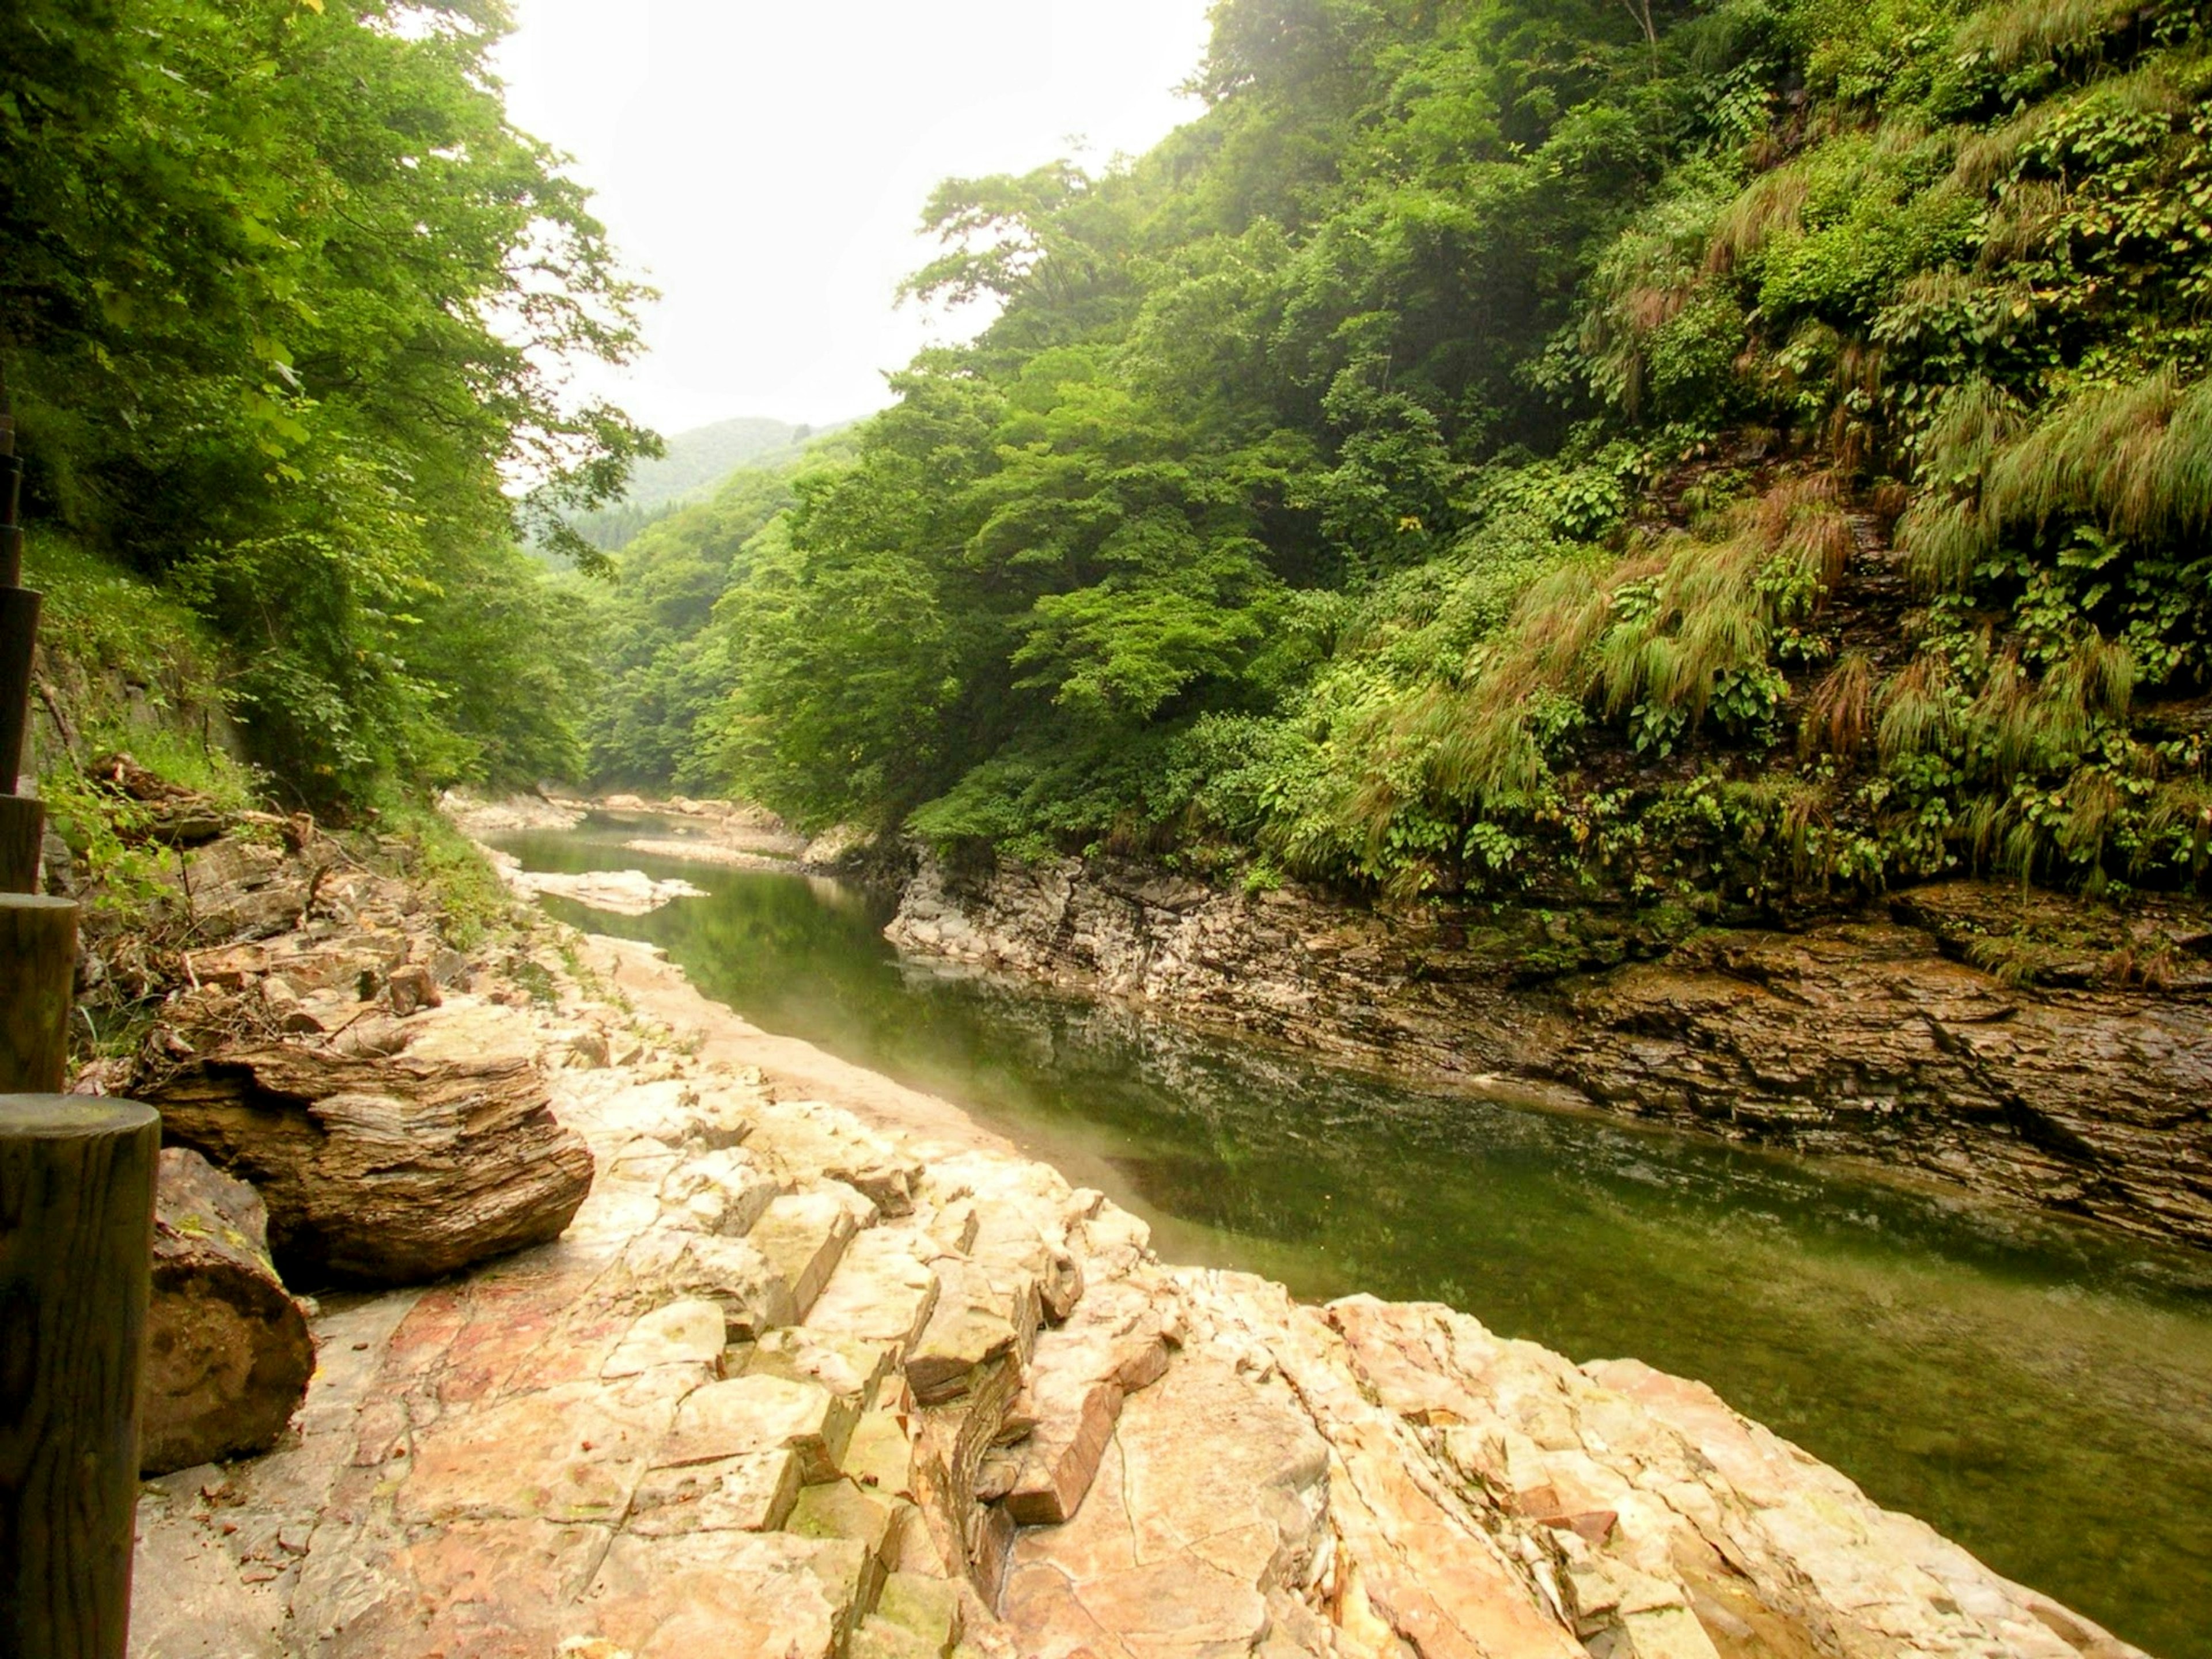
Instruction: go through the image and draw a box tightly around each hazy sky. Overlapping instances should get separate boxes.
[495,1,1215,436]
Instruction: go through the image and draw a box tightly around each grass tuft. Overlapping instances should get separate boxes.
[1802,650,1877,762]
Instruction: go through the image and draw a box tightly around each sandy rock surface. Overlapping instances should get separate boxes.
[127,891,2146,1659]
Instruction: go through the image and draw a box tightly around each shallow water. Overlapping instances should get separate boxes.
[503,817,2212,1658]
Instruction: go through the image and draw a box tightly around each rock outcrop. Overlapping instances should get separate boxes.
[142,997,594,1285]
[888,852,2212,1252]
[128,915,2147,1659]
[108,832,597,1287]
[143,1148,315,1476]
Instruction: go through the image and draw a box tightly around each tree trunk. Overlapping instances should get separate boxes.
[0,1096,161,1659]
[0,894,77,1094]
[142,1149,316,1477]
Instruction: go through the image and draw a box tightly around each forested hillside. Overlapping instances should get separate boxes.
[579,433,857,786]
[564,416,832,554]
[623,0,2212,911]
[2,0,648,812]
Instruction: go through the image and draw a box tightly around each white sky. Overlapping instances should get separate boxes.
[495,0,1216,436]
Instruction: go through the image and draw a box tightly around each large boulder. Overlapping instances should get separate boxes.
[143,1149,316,1476]
[143,999,594,1285]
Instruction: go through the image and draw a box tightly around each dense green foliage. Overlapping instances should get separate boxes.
[3,0,648,807]
[563,416,832,555]
[618,0,2212,907]
[578,437,855,789]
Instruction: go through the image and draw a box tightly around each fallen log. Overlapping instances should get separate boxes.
[142,1149,315,1476]
[142,1000,594,1286]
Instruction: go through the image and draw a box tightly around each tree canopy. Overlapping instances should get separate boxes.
[605,0,2212,907]
[3,0,650,804]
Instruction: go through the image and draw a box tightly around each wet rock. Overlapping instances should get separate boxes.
[889,850,2212,1252]
[142,1149,316,1476]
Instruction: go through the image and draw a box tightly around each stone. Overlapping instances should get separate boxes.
[627,1451,801,1536]
[396,1381,675,1527]
[844,1405,922,1501]
[143,999,593,1285]
[661,1374,857,1484]
[747,1187,867,1316]
[906,1258,1024,1406]
[623,1232,796,1340]
[744,1325,897,1412]
[1001,1354,1332,1659]
[854,1572,965,1659]
[603,1300,729,1379]
[805,1229,941,1359]
[141,1149,316,1476]
[385,964,443,1018]
[576,1531,848,1659]
[659,1147,779,1238]
[1003,1275,1175,1525]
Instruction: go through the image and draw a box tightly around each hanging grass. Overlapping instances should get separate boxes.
[1802,649,1877,761]
[1983,368,2212,544]
[1897,378,2021,591]
[1877,653,1963,763]
[1978,179,2069,267]
[1955,0,2139,70]
[2139,778,2212,880]
[1707,165,1812,273]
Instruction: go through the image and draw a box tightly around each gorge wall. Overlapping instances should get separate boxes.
[887,853,2212,1254]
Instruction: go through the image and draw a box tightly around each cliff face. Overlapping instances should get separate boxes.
[887,854,2212,1253]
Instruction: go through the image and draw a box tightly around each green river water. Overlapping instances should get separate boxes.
[501,817,2212,1658]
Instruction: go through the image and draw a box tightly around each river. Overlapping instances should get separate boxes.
[498,816,2212,1659]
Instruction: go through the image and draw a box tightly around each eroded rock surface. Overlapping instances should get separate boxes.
[128,915,2146,1659]
[143,1149,316,1476]
[888,851,2212,1251]
[142,997,593,1286]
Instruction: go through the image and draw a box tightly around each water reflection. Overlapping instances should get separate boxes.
[499,820,2212,1658]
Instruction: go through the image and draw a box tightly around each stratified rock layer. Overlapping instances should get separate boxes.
[144,996,593,1286]
[128,923,2146,1659]
[888,852,2212,1251]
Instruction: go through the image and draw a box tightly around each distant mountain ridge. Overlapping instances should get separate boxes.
[624,416,814,512]
[570,414,852,554]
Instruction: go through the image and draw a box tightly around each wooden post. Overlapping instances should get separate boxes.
[0,1095,161,1659]
[0,895,77,1095]
[1,384,44,902]
[0,797,40,896]
[0,584,39,795]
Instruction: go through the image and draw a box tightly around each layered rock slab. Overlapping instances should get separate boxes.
[889,850,2212,1251]
[143,998,593,1285]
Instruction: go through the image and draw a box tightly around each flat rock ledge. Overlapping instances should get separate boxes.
[130,929,2145,1659]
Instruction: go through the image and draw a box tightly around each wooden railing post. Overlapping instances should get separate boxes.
[0,384,41,897]
[1,896,77,1095]
[0,1096,161,1659]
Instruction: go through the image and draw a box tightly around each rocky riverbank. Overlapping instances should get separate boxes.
[122,824,2145,1659]
[888,851,2212,1255]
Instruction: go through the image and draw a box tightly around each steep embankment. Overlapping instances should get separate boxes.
[889,851,2212,1252]
[127,823,2147,1659]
